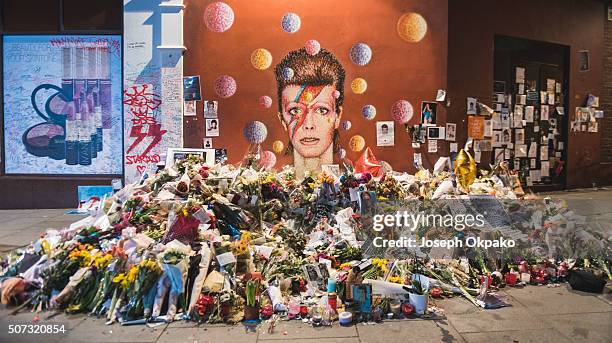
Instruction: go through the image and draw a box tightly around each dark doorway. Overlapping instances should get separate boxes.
[493,35,570,191]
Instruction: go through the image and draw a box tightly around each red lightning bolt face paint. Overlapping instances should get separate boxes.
[281,85,340,158]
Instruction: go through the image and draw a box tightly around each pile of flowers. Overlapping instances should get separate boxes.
[0,154,609,328]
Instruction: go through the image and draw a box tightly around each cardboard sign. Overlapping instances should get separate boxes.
[467,116,485,139]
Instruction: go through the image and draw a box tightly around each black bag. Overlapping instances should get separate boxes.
[568,270,606,293]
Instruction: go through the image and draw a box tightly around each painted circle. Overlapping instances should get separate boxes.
[272,140,285,154]
[341,120,352,130]
[243,121,268,144]
[251,48,273,70]
[362,104,377,120]
[349,43,372,66]
[204,2,235,33]
[282,67,295,80]
[214,75,237,98]
[281,12,301,33]
[349,135,365,152]
[391,100,414,124]
[397,12,428,43]
[351,78,368,94]
[259,150,277,170]
[305,39,321,55]
[259,95,272,108]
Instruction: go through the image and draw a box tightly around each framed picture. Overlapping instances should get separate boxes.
[427,126,445,140]
[165,148,215,168]
[420,101,437,125]
[2,35,124,175]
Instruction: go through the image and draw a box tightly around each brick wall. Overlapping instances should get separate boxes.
[602,7,612,162]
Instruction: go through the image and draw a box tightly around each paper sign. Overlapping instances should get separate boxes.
[450,143,458,153]
[428,139,438,153]
[516,67,525,83]
[467,116,485,139]
[349,187,360,202]
[216,252,237,266]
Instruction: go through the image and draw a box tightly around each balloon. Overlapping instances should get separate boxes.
[391,100,414,124]
[259,95,272,108]
[305,39,321,55]
[215,75,237,98]
[454,149,477,190]
[351,78,367,94]
[243,121,268,144]
[349,43,372,66]
[272,140,284,154]
[251,48,272,70]
[281,13,301,33]
[259,150,277,170]
[397,12,428,43]
[362,104,376,120]
[349,135,365,152]
[204,2,234,33]
[281,67,294,80]
[341,120,352,130]
[354,147,382,177]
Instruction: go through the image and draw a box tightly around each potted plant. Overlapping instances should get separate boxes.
[243,280,260,320]
[408,275,428,315]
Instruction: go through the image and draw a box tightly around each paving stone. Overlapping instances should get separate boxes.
[157,325,257,343]
[445,301,551,333]
[256,320,358,340]
[356,319,465,343]
[461,328,572,343]
[504,285,611,314]
[67,316,166,343]
[544,312,612,343]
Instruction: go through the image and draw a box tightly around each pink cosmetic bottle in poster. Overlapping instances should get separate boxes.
[86,45,102,153]
[78,96,92,166]
[65,100,79,166]
[98,44,112,129]
[61,46,74,101]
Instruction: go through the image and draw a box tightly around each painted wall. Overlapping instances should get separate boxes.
[448,0,611,188]
[183,0,448,173]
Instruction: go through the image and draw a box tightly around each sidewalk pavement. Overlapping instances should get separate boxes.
[1,189,611,342]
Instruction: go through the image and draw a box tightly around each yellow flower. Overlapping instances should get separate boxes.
[126,266,139,285]
[113,273,128,288]
[388,276,404,284]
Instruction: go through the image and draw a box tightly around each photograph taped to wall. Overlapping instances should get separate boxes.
[203,138,213,149]
[421,101,437,125]
[578,50,589,72]
[376,121,394,146]
[204,100,218,118]
[183,75,202,101]
[184,100,197,117]
[3,35,123,175]
[467,97,478,114]
[166,148,215,168]
[436,89,447,101]
[206,118,220,137]
[445,123,456,141]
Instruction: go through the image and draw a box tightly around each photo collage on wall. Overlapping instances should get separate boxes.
[183,75,227,164]
[571,93,603,134]
[482,67,567,186]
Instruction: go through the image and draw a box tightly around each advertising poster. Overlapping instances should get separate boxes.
[3,35,123,175]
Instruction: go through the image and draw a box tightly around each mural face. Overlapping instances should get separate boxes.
[274,48,345,176]
[280,84,341,158]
